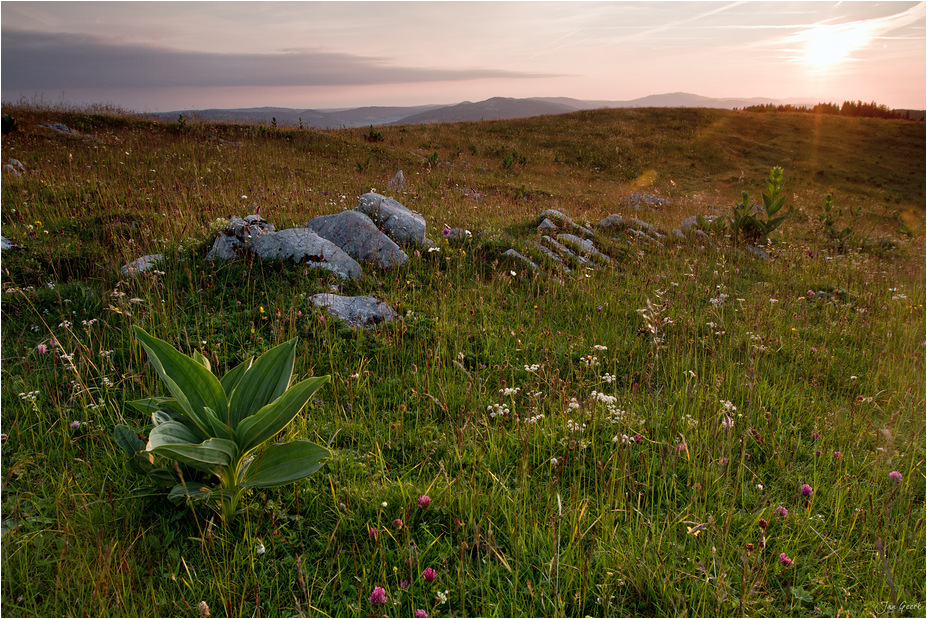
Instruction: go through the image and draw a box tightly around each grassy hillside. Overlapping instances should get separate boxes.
[1,104,924,618]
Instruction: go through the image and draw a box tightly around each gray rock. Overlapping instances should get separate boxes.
[597,214,625,229]
[671,229,686,239]
[2,164,20,176]
[43,123,74,135]
[386,170,406,192]
[443,227,472,240]
[355,192,426,246]
[8,159,24,171]
[533,241,571,272]
[537,218,557,231]
[680,215,719,231]
[307,210,407,269]
[542,235,587,264]
[626,228,663,246]
[624,194,669,209]
[252,228,361,279]
[538,209,593,237]
[556,234,613,264]
[308,294,398,329]
[121,254,164,277]
[205,215,276,261]
[502,249,538,271]
[1,236,17,250]
[746,244,770,260]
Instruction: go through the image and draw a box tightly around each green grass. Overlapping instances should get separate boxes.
[1,104,924,617]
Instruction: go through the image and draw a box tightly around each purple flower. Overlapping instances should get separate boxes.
[779,553,794,566]
[417,495,431,508]
[889,471,903,483]
[400,579,410,590]
[368,527,378,540]
[37,344,47,354]
[422,567,436,583]
[775,506,789,518]
[442,228,450,237]
[745,543,754,551]
[833,451,842,459]
[799,484,813,497]
[69,420,81,429]
[758,519,768,530]
[810,347,817,353]
[815,449,822,456]
[393,518,403,530]
[369,586,387,604]
[633,433,642,443]
[414,610,428,618]
[811,432,821,441]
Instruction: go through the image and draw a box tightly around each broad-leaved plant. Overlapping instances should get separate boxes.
[730,166,789,243]
[114,326,330,522]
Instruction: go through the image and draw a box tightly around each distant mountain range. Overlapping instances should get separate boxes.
[146,92,827,128]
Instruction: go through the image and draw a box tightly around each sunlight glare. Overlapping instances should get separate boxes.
[801,23,872,72]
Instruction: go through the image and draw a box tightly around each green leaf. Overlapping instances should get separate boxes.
[228,339,297,428]
[220,357,252,400]
[236,375,329,453]
[128,396,204,439]
[114,424,145,458]
[790,586,813,604]
[127,451,155,476]
[192,350,212,373]
[147,421,237,472]
[133,326,229,432]
[239,441,330,488]
[146,467,182,487]
[167,482,214,504]
[152,410,172,426]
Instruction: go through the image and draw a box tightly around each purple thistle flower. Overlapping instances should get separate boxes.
[417,494,431,508]
[779,553,794,566]
[799,484,813,497]
[369,586,387,604]
[368,527,378,540]
[833,451,842,459]
[811,432,821,440]
[422,567,436,583]
[442,228,450,237]
[414,610,429,618]
[775,506,789,518]
[69,420,81,429]
[889,471,903,483]
[400,579,410,590]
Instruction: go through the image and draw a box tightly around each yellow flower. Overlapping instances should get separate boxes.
[259,306,265,313]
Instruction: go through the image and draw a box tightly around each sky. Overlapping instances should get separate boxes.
[1,1,925,113]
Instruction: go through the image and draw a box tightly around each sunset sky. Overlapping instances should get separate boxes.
[2,1,924,112]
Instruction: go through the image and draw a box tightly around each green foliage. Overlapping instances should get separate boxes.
[729,166,788,243]
[427,151,439,166]
[819,192,855,252]
[114,327,330,522]
[364,125,384,143]
[1,113,18,134]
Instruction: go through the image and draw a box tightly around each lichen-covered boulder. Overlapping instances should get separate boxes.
[306,210,407,269]
[355,193,426,247]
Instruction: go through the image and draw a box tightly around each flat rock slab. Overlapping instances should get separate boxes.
[542,235,588,265]
[307,210,407,269]
[252,228,361,279]
[537,209,593,237]
[309,294,398,329]
[502,249,538,271]
[556,234,613,264]
[355,192,426,247]
[121,254,163,277]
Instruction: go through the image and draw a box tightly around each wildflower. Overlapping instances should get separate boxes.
[393,518,403,530]
[414,610,429,618]
[745,543,754,551]
[443,227,450,237]
[369,527,378,540]
[381,501,388,508]
[811,432,821,440]
[833,451,842,459]
[428,246,440,253]
[550,457,558,466]
[722,415,734,430]
[37,344,47,354]
[779,553,794,566]
[776,506,789,517]
[422,567,437,582]
[198,601,210,618]
[719,457,729,466]
[799,484,814,497]
[369,586,387,604]
[815,449,822,456]
[633,433,642,443]
[400,579,410,590]
[70,420,81,429]
[255,541,265,555]
[758,519,768,530]
[889,471,903,483]
[417,495,431,508]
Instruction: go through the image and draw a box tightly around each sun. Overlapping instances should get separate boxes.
[800,23,872,72]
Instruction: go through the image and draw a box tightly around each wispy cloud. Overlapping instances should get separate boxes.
[1,29,559,91]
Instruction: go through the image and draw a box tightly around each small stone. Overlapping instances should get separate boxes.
[308,294,398,329]
[120,254,164,277]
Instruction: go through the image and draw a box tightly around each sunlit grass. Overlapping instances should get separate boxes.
[1,104,924,617]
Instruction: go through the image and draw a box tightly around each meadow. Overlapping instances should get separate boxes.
[0,103,924,617]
